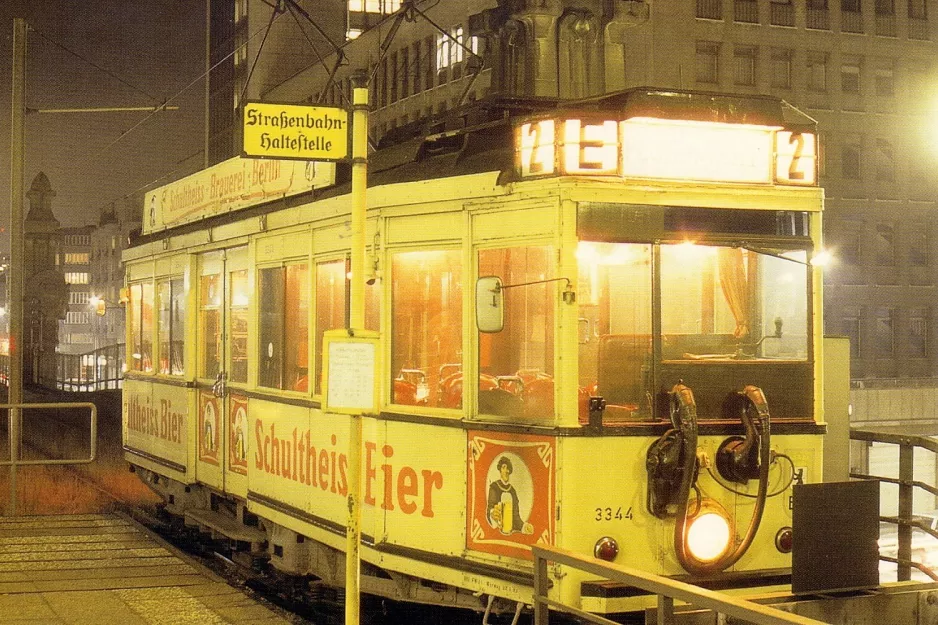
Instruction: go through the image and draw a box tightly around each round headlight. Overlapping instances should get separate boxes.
[685,503,733,564]
[775,527,793,554]
[594,536,619,562]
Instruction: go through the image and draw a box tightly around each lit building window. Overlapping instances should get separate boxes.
[841,57,861,93]
[64,253,90,265]
[65,272,90,285]
[875,307,895,357]
[770,48,791,89]
[348,0,400,14]
[843,308,861,359]
[841,135,862,180]
[696,41,720,84]
[875,223,895,266]
[734,46,756,86]
[910,309,929,358]
[874,66,894,96]
[436,26,465,70]
[909,228,929,267]
[70,291,91,305]
[875,138,895,182]
[806,51,828,92]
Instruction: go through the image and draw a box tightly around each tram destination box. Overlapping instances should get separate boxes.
[791,480,879,593]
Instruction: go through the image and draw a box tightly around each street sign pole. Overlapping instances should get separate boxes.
[345,69,368,625]
[9,17,26,515]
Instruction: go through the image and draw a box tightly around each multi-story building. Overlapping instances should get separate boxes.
[205,1,938,390]
[90,198,139,354]
[277,0,938,384]
[57,226,95,356]
[205,0,345,166]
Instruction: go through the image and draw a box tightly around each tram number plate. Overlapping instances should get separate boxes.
[594,506,632,521]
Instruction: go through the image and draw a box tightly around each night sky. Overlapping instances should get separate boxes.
[0,1,206,246]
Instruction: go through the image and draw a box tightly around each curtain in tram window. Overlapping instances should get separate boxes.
[717,248,755,339]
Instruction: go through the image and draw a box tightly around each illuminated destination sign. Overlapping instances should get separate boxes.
[143,156,335,235]
[516,117,816,186]
[243,101,349,161]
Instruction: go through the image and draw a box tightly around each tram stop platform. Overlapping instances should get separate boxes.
[0,513,295,624]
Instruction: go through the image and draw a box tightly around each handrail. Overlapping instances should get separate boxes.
[850,426,938,582]
[532,544,829,625]
[1,402,97,515]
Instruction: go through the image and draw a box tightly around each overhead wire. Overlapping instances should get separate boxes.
[93,9,288,159]
[30,26,164,105]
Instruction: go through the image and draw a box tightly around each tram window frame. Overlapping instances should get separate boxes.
[258,262,310,393]
[128,281,154,373]
[228,269,249,384]
[156,276,185,376]
[476,245,556,422]
[576,234,816,423]
[389,247,463,411]
[314,258,348,396]
[199,273,223,380]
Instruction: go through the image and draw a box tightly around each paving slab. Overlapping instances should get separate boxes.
[0,513,298,624]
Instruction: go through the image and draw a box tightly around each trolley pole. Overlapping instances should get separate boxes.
[345,70,368,625]
[8,17,26,516]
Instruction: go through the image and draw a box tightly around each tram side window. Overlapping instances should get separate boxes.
[129,282,154,373]
[315,260,346,395]
[199,274,222,379]
[229,270,249,384]
[577,242,653,419]
[390,250,462,408]
[259,263,310,391]
[156,277,185,376]
[478,246,554,419]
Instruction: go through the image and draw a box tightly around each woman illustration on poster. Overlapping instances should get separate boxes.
[487,456,533,535]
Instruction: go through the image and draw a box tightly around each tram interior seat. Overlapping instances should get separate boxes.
[595,334,652,422]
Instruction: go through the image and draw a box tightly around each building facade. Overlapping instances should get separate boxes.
[57,226,95,356]
[209,0,938,384]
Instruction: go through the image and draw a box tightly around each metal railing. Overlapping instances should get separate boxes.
[54,344,124,391]
[1,401,97,515]
[532,545,829,625]
[850,428,938,582]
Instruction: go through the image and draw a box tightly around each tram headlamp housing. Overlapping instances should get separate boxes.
[684,501,733,564]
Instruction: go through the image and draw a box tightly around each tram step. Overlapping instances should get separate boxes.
[184,508,267,545]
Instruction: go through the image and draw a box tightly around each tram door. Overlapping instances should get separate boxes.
[196,247,250,495]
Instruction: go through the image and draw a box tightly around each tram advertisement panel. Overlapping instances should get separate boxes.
[467,432,555,561]
[198,390,221,466]
[123,379,188,471]
[228,393,249,475]
[378,420,464,556]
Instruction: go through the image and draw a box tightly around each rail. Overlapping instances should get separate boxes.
[1,401,97,515]
[54,344,124,391]
[850,427,938,582]
[531,545,829,625]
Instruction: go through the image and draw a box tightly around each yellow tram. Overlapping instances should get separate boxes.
[123,88,823,615]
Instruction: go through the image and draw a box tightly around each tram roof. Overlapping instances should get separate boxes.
[131,89,816,246]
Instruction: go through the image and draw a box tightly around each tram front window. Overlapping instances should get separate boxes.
[578,240,810,422]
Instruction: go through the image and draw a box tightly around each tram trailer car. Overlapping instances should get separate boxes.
[123,88,826,616]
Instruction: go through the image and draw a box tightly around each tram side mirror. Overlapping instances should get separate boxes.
[476,276,504,333]
[774,317,783,338]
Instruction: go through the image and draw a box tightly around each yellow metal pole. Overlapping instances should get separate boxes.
[345,70,368,625]
[9,17,27,516]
